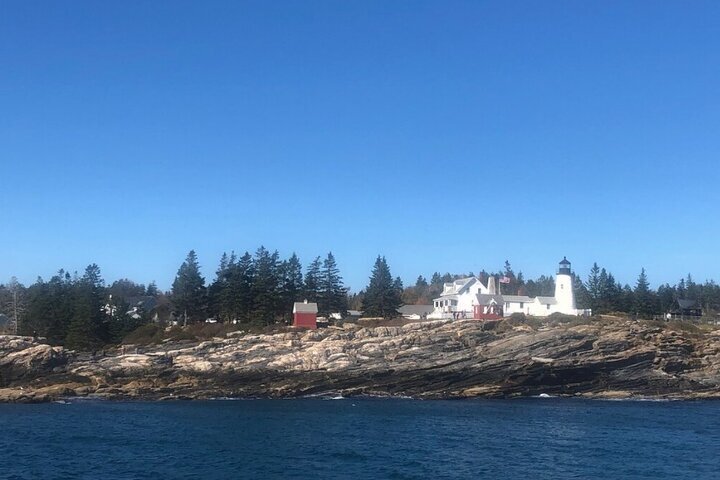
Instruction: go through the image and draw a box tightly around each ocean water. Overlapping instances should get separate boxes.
[0,398,718,479]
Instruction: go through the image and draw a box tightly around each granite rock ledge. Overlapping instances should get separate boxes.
[1,319,719,403]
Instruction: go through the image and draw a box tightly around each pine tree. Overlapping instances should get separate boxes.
[634,268,656,318]
[251,246,280,325]
[171,250,207,325]
[229,252,255,323]
[319,252,347,317]
[362,256,403,319]
[586,262,601,312]
[573,274,590,310]
[145,281,159,297]
[304,256,322,303]
[65,264,107,351]
[208,252,232,322]
[280,253,303,323]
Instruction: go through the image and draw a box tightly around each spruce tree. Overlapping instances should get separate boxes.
[251,246,280,325]
[233,252,255,322]
[573,274,590,310]
[171,250,207,325]
[633,268,656,318]
[280,253,303,323]
[304,256,322,303]
[145,281,159,297]
[362,256,403,319]
[319,252,347,317]
[586,262,601,312]
[65,264,107,351]
[208,252,233,322]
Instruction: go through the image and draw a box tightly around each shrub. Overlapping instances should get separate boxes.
[122,324,164,345]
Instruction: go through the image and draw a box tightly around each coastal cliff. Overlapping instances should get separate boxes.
[1,317,719,403]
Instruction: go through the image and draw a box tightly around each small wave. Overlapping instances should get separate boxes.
[595,397,674,402]
[300,391,343,399]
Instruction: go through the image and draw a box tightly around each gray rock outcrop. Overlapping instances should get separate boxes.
[1,318,719,402]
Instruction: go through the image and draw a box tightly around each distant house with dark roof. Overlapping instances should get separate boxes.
[671,299,702,318]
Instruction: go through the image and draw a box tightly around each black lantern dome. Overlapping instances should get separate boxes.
[558,257,571,275]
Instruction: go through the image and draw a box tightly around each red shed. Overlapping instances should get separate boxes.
[293,301,318,329]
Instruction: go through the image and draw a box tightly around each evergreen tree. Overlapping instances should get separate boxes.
[319,252,347,317]
[586,262,601,312]
[107,279,146,300]
[657,283,675,314]
[362,256,403,319]
[573,274,590,309]
[207,252,234,322]
[65,264,107,351]
[633,268,656,318]
[251,247,280,325]
[171,250,207,324]
[233,252,255,322]
[304,256,322,303]
[415,275,428,288]
[145,281,159,297]
[280,253,303,323]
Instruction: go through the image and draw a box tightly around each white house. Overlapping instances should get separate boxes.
[429,257,587,319]
[430,276,490,318]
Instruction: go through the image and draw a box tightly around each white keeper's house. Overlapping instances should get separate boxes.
[428,257,588,319]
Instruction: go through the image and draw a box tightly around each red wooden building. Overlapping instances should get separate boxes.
[293,301,318,329]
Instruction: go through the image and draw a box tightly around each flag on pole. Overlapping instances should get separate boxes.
[499,276,511,284]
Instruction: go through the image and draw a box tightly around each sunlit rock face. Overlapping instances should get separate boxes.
[1,319,720,402]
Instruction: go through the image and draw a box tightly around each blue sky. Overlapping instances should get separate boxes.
[1,1,719,292]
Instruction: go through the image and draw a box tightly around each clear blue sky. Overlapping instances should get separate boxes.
[1,1,719,292]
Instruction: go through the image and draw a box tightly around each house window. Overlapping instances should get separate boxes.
[519,302,524,308]
[547,304,550,310]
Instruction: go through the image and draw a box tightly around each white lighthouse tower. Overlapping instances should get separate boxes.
[554,257,576,314]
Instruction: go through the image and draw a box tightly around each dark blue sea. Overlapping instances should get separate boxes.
[0,398,718,479]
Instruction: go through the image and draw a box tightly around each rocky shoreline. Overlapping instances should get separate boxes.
[1,317,719,403]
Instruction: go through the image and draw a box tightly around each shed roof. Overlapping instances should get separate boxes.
[536,296,558,305]
[293,302,318,314]
[476,294,503,305]
[677,298,700,310]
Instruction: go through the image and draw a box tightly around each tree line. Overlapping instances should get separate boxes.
[398,260,720,318]
[2,254,718,351]
[172,247,349,326]
[577,263,720,318]
[0,248,405,349]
